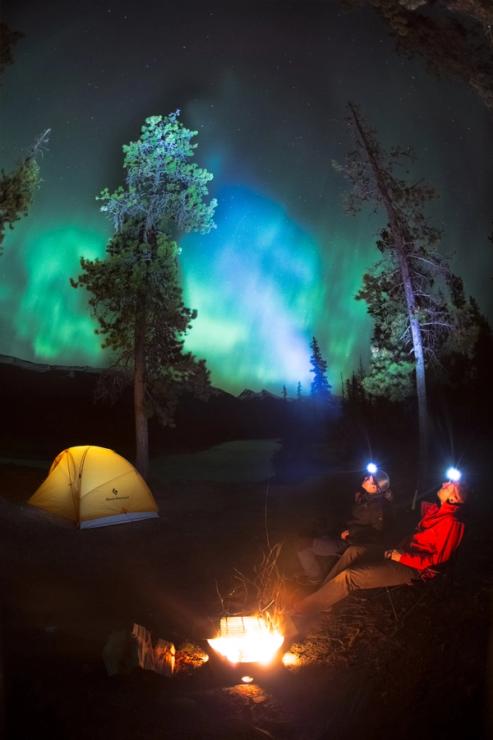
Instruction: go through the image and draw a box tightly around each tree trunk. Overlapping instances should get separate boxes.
[134,308,149,480]
[349,103,429,483]
[397,250,429,482]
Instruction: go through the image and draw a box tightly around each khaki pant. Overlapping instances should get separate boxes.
[297,544,419,614]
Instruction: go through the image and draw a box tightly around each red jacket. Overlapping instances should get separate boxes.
[399,501,465,572]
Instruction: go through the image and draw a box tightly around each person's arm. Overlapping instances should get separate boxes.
[346,501,385,543]
[399,518,464,571]
[420,500,434,518]
[341,494,364,540]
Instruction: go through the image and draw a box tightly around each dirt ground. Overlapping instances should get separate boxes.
[0,441,491,740]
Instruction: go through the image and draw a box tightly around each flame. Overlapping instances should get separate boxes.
[207,615,284,665]
[281,651,299,667]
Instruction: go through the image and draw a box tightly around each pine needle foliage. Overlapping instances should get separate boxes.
[0,21,50,252]
[334,103,477,483]
[0,130,50,252]
[334,104,470,403]
[344,1,493,110]
[72,111,217,477]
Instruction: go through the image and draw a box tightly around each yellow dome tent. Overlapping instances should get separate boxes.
[28,445,159,528]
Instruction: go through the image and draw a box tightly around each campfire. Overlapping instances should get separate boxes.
[207,615,284,665]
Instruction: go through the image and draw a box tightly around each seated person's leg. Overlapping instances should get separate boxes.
[296,557,417,615]
[297,535,344,581]
[322,543,378,582]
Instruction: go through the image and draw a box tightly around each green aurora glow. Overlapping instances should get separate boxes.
[0,188,371,395]
[1,220,105,364]
[1,1,492,396]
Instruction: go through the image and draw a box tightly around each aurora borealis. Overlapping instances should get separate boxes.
[1,1,493,395]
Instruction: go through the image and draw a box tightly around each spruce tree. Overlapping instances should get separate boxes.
[309,336,332,402]
[72,111,217,478]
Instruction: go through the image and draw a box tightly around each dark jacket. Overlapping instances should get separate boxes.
[346,489,393,545]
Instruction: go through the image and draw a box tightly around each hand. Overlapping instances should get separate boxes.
[340,529,350,541]
[384,549,402,562]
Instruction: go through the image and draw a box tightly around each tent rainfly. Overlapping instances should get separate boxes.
[28,445,159,528]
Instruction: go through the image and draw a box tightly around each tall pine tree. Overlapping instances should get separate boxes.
[335,103,469,482]
[72,111,217,478]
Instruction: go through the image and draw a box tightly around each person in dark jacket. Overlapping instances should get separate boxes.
[296,468,393,584]
[292,478,466,617]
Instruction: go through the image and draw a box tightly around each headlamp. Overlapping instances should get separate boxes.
[366,462,377,475]
[446,466,461,483]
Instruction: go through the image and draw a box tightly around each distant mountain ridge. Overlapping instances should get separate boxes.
[0,354,339,466]
[238,388,282,401]
[0,354,278,399]
[0,353,100,375]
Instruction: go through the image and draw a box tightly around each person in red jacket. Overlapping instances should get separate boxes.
[291,478,467,617]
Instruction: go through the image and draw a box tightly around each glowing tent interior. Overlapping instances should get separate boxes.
[28,445,159,528]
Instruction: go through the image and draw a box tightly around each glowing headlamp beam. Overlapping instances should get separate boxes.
[366,462,377,475]
[446,467,462,482]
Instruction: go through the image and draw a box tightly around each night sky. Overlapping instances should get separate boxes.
[1,0,492,396]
